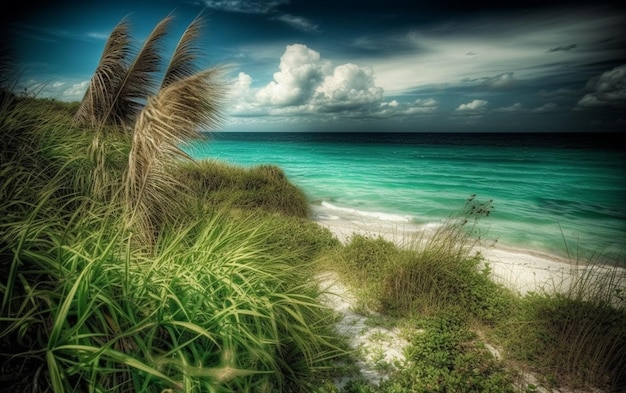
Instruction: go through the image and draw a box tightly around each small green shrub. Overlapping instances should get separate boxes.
[179,160,311,218]
[381,314,515,393]
[501,293,626,391]
[330,197,513,322]
[339,314,517,393]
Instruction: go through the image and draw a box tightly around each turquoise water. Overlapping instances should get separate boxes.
[187,132,626,263]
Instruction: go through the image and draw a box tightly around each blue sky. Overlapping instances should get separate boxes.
[2,0,625,132]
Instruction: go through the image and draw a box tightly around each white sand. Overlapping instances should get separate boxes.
[314,217,626,298]
[316,271,409,386]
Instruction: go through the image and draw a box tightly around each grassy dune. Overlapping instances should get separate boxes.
[3,91,626,393]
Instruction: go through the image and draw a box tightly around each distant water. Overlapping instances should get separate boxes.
[186,132,626,264]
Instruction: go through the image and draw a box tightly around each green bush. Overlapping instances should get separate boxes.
[389,314,515,393]
[331,198,514,323]
[180,160,311,218]
[501,293,626,391]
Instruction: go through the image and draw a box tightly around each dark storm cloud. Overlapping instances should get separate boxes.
[2,0,625,131]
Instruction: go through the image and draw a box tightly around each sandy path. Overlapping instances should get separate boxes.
[316,271,409,386]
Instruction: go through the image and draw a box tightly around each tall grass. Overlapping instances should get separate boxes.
[2,202,343,392]
[1,88,344,391]
[327,196,514,323]
[179,159,311,218]
[499,254,626,391]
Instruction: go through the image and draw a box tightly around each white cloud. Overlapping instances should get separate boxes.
[463,72,518,89]
[247,44,385,115]
[15,78,88,102]
[577,64,626,108]
[378,98,439,117]
[227,44,446,122]
[414,98,438,107]
[312,63,383,111]
[456,99,488,112]
[256,44,326,107]
[62,81,89,100]
[228,72,265,115]
[482,72,517,89]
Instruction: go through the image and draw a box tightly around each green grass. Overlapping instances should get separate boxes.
[1,93,344,392]
[325,197,514,324]
[180,159,311,218]
[320,196,625,393]
[2,92,625,393]
[496,260,626,391]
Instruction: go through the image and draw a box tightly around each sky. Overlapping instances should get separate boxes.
[2,0,625,132]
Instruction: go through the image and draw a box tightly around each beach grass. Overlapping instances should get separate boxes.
[318,196,625,392]
[323,196,515,324]
[179,159,311,218]
[1,92,346,392]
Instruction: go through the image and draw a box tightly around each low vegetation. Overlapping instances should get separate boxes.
[2,12,625,393]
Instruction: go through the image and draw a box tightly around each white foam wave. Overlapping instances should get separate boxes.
[320,201,414,223]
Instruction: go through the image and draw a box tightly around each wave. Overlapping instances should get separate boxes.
[318,201,415,223]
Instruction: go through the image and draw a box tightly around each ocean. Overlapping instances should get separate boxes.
[186,132,626,264]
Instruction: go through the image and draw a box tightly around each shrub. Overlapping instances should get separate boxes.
[180,160,311,218]
[502,293,626,391]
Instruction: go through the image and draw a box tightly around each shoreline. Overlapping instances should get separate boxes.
[313,216,626,297]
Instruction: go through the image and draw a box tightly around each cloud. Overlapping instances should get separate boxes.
[251,44,385,114]
[13,23,100,43]
[203,0,288,14]
[464,72,518,89]
[256,44,326,107]
[482,72,517,89]
[494,103,524,112]
[15,78,88,102]
[228,72,264,115]
[63,81,89,100]
[378,98,439,117]
[576,64,626,108]
[539,88,580,98]
[312,63,383,112]
[228,44,446,123]
[356,9,624,94]
[456,99,488,112]
[546,44,577,53]
[274,14,320,32]
[87,32,109,40]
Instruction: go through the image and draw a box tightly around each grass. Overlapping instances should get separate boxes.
[2,91,625,392]
[1,93,344,392]
[179,159,312,218]
[319,196,625,393]
[325,196,514,324]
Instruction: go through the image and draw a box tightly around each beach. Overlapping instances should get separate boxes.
[313,215,626,298]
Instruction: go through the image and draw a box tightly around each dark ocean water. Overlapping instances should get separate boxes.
[187,132,626,263]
